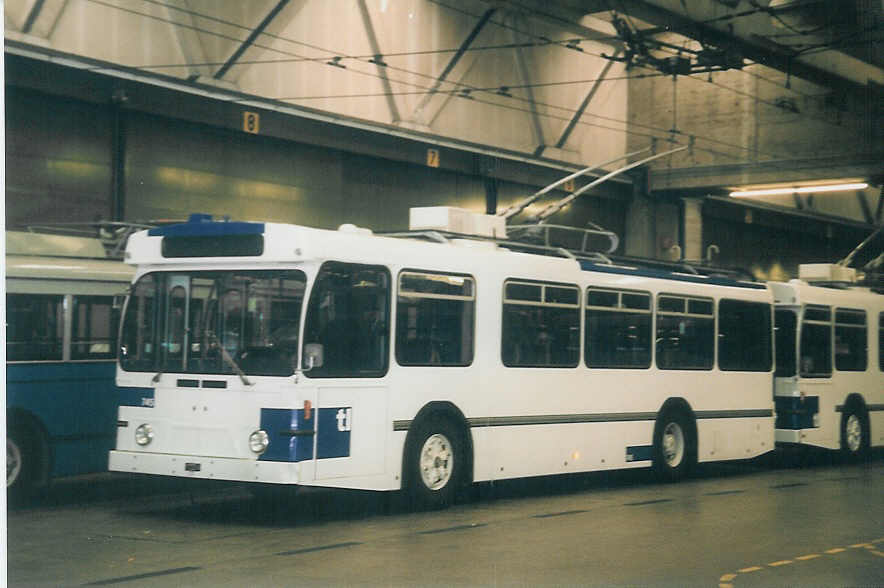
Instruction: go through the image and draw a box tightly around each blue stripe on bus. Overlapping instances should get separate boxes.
[148,214,264,237]
[578,260,767,289]
[626,445,653,462]
[259,407,352,462]
[118,387,155,408]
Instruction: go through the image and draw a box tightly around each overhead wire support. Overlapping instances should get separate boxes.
[498,147,651,220]
[533,145,688,222]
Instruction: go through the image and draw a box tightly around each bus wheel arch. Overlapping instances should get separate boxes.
[840,394,870,460]
[6,410,51,500]
[401,402,473,509]
[652,398,698,482]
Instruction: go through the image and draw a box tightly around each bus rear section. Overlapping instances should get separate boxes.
[770,267,884,457]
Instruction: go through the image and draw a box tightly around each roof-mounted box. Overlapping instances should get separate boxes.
[409,206,506,238]
[798,263,857,283]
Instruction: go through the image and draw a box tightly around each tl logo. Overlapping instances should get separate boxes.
[335,408,353,432]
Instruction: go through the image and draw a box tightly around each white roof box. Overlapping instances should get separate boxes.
[409,206,506,238]
[798,263,857,283]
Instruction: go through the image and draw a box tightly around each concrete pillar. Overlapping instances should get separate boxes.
[624,170,654,258]
[681,197,704,262]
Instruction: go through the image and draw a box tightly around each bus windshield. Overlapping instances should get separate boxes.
[120,270,306,377]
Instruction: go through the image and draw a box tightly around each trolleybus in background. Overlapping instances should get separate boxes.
[6,229,135,499]
[771,262,884,459]
[110,208,777,508]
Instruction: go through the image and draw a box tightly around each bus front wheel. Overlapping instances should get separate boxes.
[652,410,696,482]
[404,416,465,510]
[7,425,36,501]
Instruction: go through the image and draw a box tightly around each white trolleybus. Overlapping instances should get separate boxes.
[771,257,884,459]
[110,205,777,508]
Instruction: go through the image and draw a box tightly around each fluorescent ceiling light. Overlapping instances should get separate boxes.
[730,183,868,197]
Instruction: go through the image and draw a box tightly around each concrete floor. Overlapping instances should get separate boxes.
[7,451,884,587]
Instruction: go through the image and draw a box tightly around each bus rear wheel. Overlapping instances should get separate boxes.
[840,406,869,461]
[652,410,696,482]
[405,416,464,510]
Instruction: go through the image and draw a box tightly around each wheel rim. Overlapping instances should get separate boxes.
[845,414,862,453]
[662,422,685,467]
[419,433,453,491]
[7,438,22,488]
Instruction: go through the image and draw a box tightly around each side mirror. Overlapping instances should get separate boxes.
[303,343,324,370]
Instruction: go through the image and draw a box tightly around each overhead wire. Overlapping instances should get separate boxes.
[81,0,873,168]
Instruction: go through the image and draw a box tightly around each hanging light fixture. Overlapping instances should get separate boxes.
[729,182,869,198]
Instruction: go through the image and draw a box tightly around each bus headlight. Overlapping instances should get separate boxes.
[135,423,154,446]
[249,430,269,454]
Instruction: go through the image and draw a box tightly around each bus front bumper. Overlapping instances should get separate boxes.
[109,450,300,484]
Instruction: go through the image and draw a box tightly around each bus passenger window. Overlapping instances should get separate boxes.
[834,308,867,372]
[395,271,474,367]
[799,305,832,378]
[71,296,120,360]
[585,288,651,369]
[303,262,390,378]
[502,280,579,368]
[655,295,714,370]
[6,294,64,361]
[718,299,772,372]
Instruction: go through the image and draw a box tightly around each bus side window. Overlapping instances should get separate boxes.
[502,280,579,368]
[6,294,64,361]
[395,271,475,367]
[71,295,119,360]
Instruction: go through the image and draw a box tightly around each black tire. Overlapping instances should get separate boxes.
[7,425,36,502]
[404,415,465,510]
[840,405,869,461]
[652,410,697,482]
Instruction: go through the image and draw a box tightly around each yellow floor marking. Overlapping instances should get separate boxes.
[768,560,792,567]
[719,584,733,588]
[870,550,884,558]
[719,574,737,582]
[851,543,872,548]
[738,566,763,573]
[825,548,846,554]
[795,554,821,561]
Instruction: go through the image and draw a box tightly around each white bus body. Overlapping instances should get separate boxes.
[110,215,776,505]
[771,277,883,454]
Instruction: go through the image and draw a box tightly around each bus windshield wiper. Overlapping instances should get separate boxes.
[210,332,253,386]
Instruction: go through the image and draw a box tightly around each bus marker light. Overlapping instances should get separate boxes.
[134,423,154,446]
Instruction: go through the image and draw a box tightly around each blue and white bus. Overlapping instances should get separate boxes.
[771,264,884,458]
[109,209,777,508]
[6,230,134,498]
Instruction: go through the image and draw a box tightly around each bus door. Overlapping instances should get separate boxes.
[300,261,391,481]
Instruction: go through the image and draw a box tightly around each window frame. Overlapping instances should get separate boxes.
[395,269,476,367]
[654,293,716,371]
[584,287,652,369]
[501,278,581,369]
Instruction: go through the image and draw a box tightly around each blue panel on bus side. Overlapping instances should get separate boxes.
[259,408,314,463]
[775,396,819,430]
[626,445,653,462]
[316,408,352,459]
[148,215,264,237]
[6,361,118,477]
[118,387,155,408]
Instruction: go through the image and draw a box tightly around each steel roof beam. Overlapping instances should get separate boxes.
[214,0,290,80]
[409,8,496,125]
